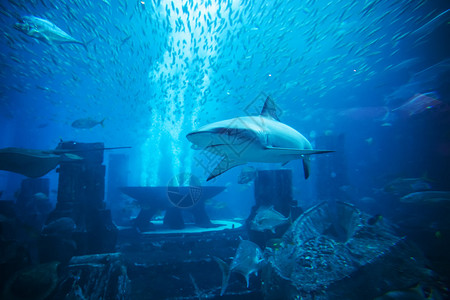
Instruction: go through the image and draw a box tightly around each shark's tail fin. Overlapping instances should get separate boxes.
[302,156,310,179]
[213,256,231,296]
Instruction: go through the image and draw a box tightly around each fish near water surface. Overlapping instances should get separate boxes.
[186,96,333,181]
[14,16,89,50]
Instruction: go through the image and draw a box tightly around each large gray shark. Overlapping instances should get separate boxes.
[14,16,88,50]
[186,96,333,181]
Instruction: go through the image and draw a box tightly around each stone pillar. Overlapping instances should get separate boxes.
[253,169,293,215]
[16,178,51,228]
[16,178,51,263]
[107,154,129,225]
[248,169,297,245]
[41,142,117,263]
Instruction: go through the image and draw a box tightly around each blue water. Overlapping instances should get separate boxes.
[0,0,449,297]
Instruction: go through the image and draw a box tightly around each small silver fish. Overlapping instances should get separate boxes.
[14,16,89,50]
[71,118,105,129]
[214,240,264,296]
[250,206,290,233]
[42,217,76,235]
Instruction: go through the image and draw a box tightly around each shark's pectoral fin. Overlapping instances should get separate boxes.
[281,160,291,166]
[37,33,53,46]
[302,157,310,179]
[207,157,243,181]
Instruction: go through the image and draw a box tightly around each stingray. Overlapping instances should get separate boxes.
[0,146,130,178]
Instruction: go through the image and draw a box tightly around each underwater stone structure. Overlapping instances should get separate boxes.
[253,169,293,216]
[40,141,117,263]
[248,169,300,246]
[262,201,433,300]
[52,253,129,300]
[107,153,130,226]
[15,178,52,229]
[120,186,226,231]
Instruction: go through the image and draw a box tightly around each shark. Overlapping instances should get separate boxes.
[186,96,333,181]
[14,16,89,50]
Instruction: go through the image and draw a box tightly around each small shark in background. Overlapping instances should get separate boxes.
[186,96,333,181]
[214,240,264,296]
[14,16,89,50]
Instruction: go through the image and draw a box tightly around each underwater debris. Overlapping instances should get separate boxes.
[51,253,129,300]
[263,201,432,299]
[2,261,60,300]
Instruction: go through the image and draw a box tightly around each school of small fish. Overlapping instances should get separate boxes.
[0,0,447,184]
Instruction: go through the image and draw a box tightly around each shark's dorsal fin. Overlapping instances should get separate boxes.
[260,96,280,121]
